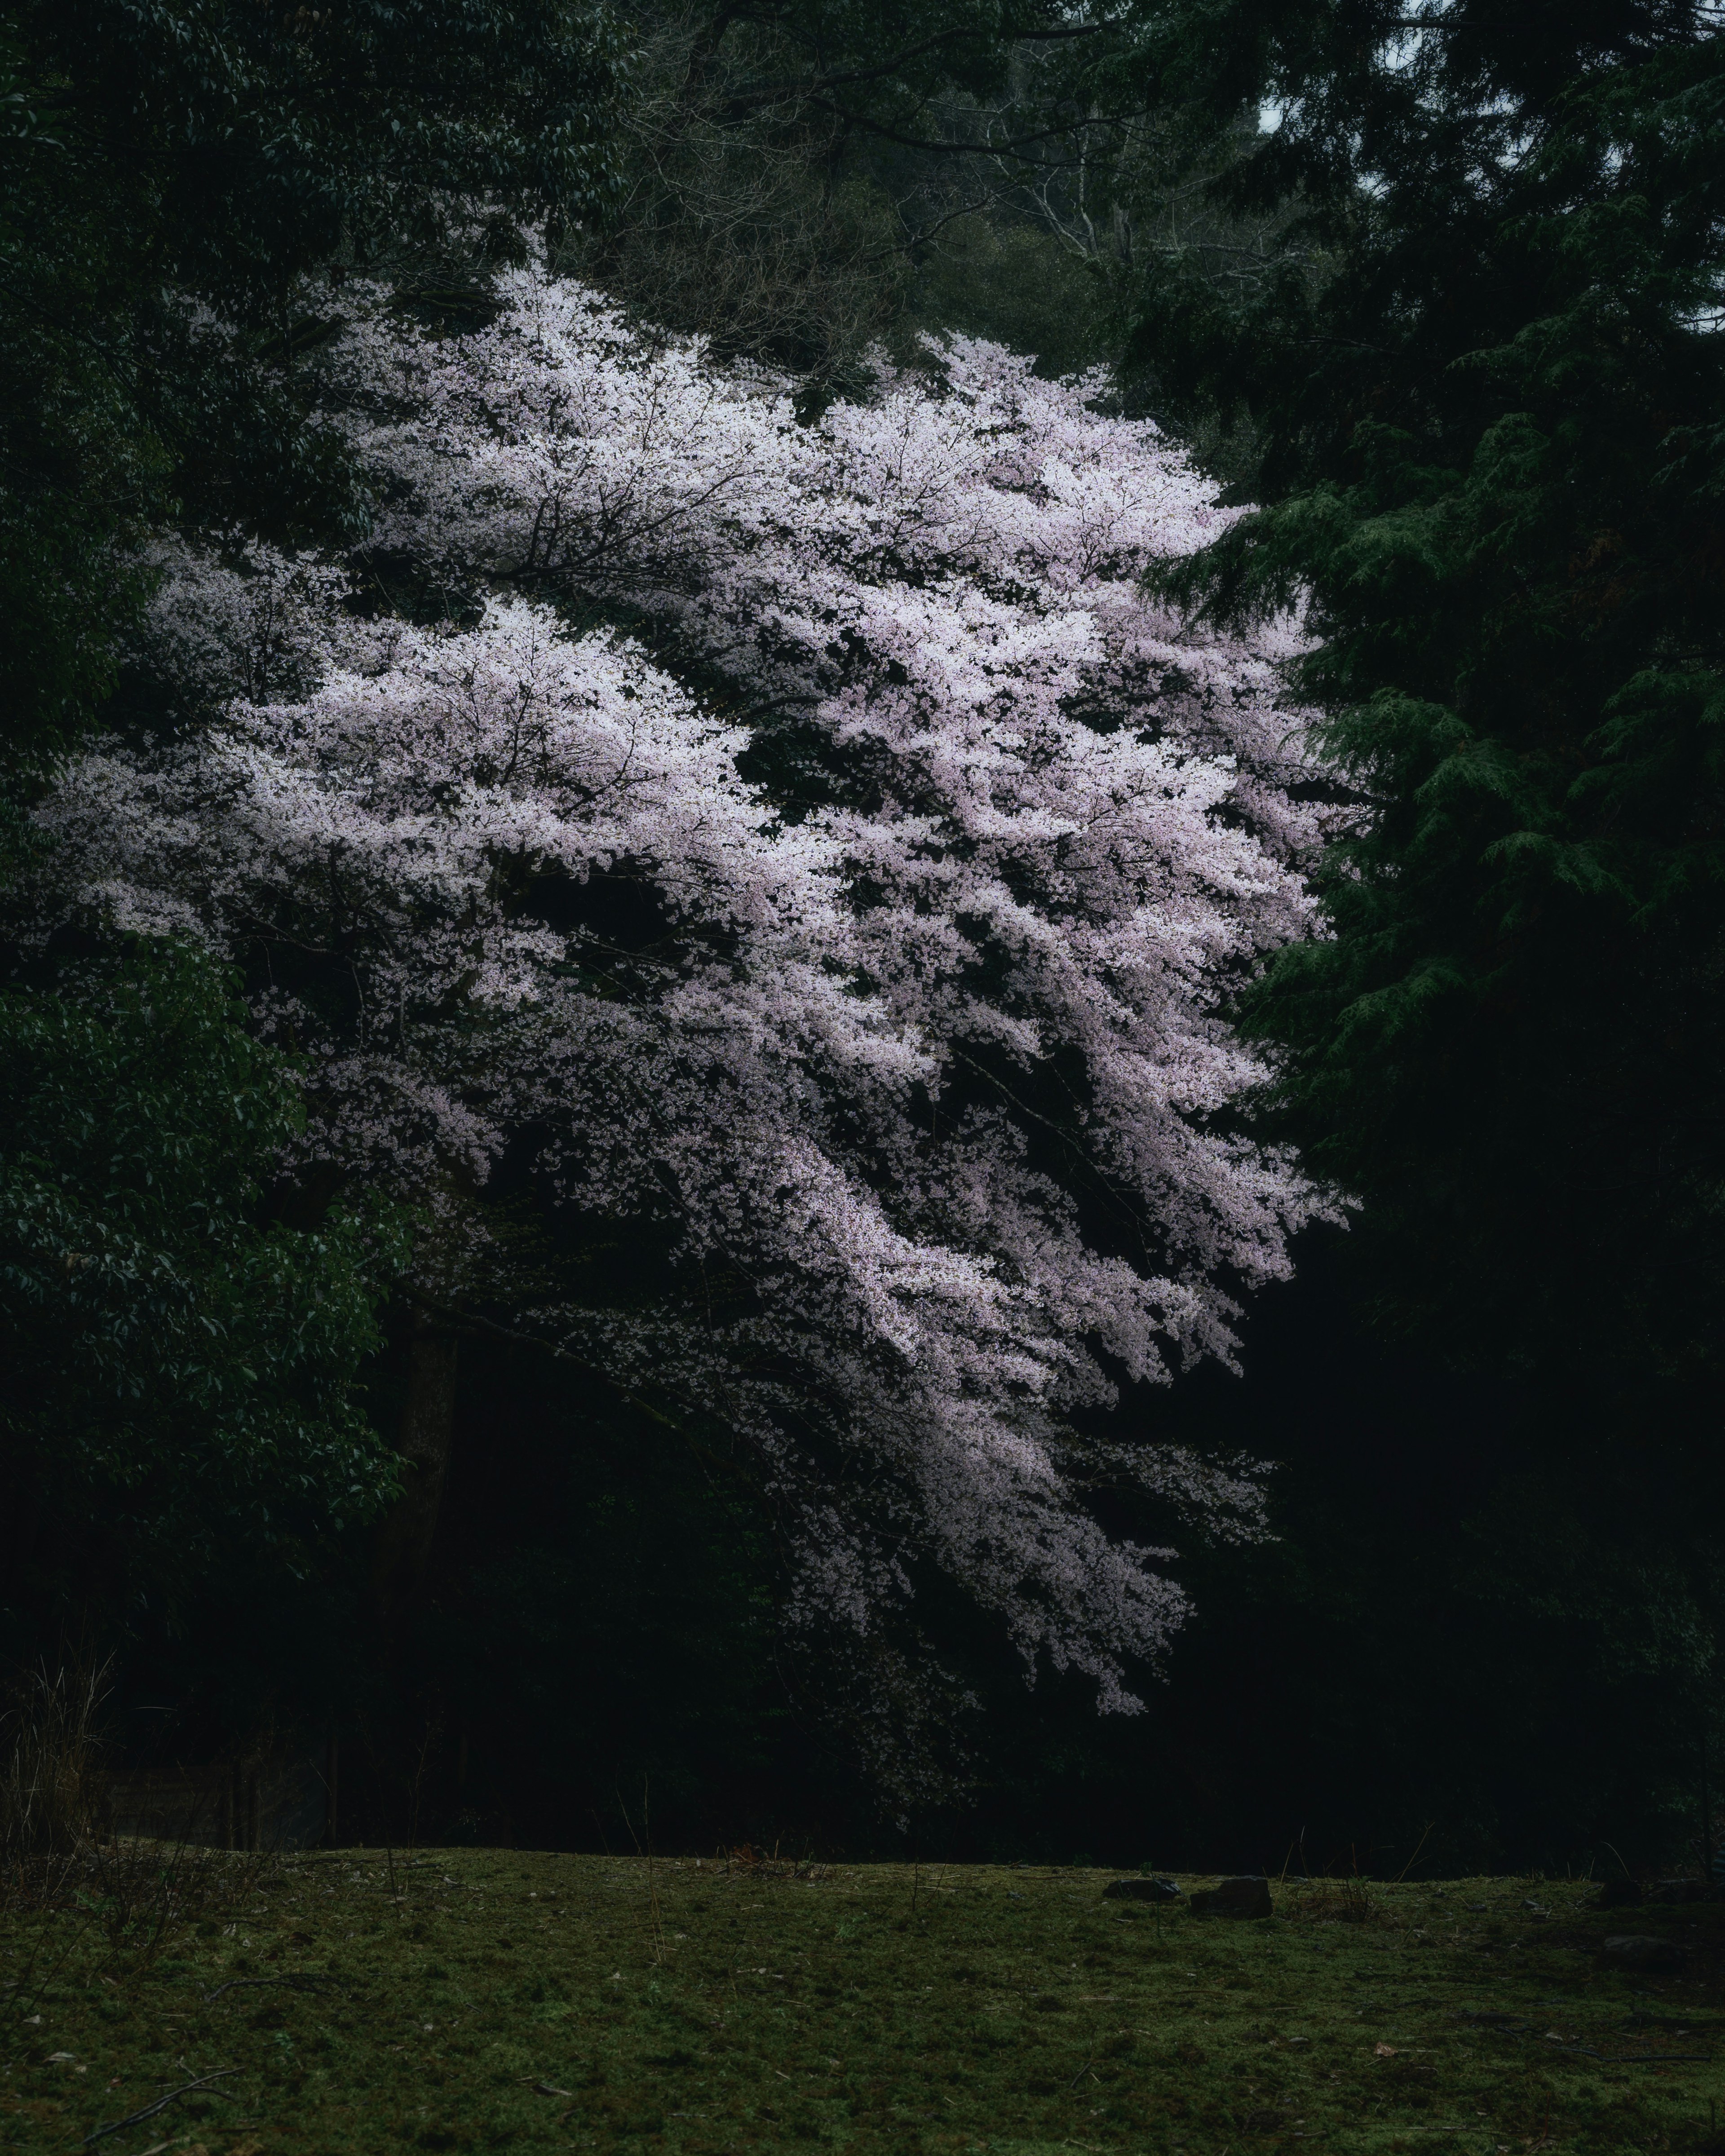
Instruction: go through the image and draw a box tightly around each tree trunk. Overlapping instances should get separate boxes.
[372,1320,459,1644]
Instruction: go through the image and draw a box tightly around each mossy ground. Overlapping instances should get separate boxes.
[6,1854,1725,2154]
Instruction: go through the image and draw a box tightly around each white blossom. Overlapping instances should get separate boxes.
[32,267,1336,1725]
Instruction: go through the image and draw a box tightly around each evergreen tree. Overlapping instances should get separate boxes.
[1123,0,1725,1390]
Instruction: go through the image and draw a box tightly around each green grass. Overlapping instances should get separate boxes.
[6,1853,1725,2153]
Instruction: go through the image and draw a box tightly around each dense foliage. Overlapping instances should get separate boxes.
[3,0,1722,1867]
[0,942,400,1625]
[0,0,625,1725]
[22,279,1332,1784]
[1118,0,1725,1387]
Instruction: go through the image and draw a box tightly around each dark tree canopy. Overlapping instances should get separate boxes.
[1121,0,1725,1390]
[0,943,403,1621]
[0,0,630,778]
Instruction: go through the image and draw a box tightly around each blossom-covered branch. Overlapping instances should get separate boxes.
[31,267,1333,1736]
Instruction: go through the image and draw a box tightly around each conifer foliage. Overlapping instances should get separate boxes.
[1127,0,1725,1383]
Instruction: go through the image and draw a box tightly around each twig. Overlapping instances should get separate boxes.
[84,2068,239,2145]
[203,1973,336,2003]
[1393,1821,1435,1882]
[398,1286,684,1433]
[643,1776,664,1967]
[723,18,1106,107]
[1460,2013,1711,2066]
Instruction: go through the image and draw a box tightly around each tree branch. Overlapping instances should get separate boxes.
[396,1283,686,1431]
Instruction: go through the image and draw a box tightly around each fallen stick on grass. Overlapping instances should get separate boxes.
[84,2067,239,2145]
[204,1972,337,2003]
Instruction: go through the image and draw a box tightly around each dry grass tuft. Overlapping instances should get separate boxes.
[0,1658,109,1867]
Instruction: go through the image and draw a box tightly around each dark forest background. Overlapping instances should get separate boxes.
[3,0,1722,1875]
[99,1238,1724,1877]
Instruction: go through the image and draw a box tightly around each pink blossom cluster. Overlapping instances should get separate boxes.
[34,268,1332,1717]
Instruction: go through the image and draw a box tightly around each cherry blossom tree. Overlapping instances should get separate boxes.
[27,265,1331,1772]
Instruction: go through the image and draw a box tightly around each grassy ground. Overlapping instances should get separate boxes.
[5,1852,1725,2154]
